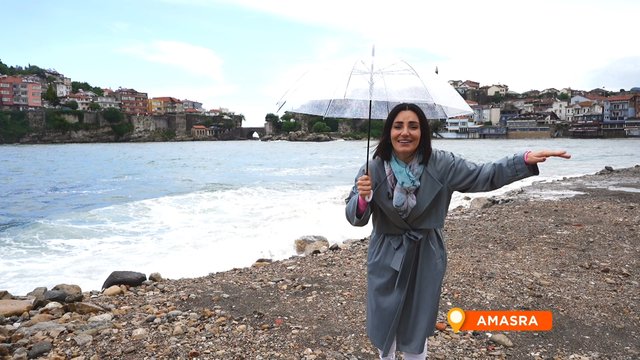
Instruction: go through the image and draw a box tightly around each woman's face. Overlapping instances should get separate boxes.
[390,110,421,163]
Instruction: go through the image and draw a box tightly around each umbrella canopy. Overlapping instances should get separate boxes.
[276,51,472,121]
[275,49,473,172]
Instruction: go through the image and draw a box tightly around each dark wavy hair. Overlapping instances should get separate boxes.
[372,103,432,165]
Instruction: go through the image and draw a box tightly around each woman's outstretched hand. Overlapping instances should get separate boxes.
[526,150,572,165]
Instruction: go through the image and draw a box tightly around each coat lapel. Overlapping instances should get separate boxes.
[370,158,411,229]
[406,162,443,223]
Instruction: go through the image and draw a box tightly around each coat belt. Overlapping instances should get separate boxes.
[380,230,424,356]
[389,230,423,288]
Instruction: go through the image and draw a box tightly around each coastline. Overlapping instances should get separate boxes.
[1,165,638,359]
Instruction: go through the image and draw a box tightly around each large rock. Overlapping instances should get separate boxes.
[102,271,147,290]
[27,287,47,308]
[52,284,83,303]
[0,299,33,317]
[0,291,12,300]
[294,235,330,256]
[37,284,84,306]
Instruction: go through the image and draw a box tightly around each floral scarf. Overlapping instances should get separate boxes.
[384,153,424,218]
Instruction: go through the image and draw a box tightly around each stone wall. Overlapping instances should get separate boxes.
[25,110,46,130]
[507,130,551,139]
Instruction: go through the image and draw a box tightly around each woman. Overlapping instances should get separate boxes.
[345,103,570,359]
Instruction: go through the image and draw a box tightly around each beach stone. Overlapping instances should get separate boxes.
[27,287,48,308]
[67,302,104,315]
[102,271,147,289]
[0,299,33,317]
[0,344,9,356]
[75,321,113,336]
[132,328,148,340]
[27,341,52,359]
[103,285,123,296]
[470,197,495,209]
[294,236,330,255]
[23,313,54,326]
[88,313,113,322]
[73,333,93,346]
[12,347,27,360]
[52,284,82,298]
[490,333,513,347]
[43,290,67,303]
[253,258,273,267]
[15,321,66,338]
[149,272,163,282]
[40,301,65,317]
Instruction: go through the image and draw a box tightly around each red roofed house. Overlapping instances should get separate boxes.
[191,124,211,138]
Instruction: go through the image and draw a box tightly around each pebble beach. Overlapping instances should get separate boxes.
[1,165,638,360]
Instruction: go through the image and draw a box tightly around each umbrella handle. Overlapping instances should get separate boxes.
[365,192,372,202]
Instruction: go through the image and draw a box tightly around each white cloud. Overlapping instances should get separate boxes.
[119,40,226,83]
[117,40,239,108]
[229,0,640,92]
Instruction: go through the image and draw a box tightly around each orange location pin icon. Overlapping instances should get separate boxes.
[447,307,466,333]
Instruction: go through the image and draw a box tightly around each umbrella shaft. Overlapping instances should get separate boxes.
[366,99,372,174]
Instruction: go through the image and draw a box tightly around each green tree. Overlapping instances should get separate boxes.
[312,121,331,133]
[281,112,294,122]
[64,100,78,110]
[88,102,101,111]
[45,112,72,133]
[0,111,31,143]
[43,84,60,106]
[0,59,11,75]
[71,81,104,96]
[429,119,444,136]
[281,120,300,132]
[265,112,283,132]
[359,120,384,139]
[324,117,339,132]
[111,122,133,139]
[558,93,570,101]
[265,113,279,123]
[222,118,235,129]
[102,108,124,124]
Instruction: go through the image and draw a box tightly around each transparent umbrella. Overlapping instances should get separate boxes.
[275,47,472,170]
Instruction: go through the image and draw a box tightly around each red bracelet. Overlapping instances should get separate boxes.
[524,151,531,165]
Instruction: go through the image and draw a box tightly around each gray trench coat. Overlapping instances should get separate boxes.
[345,149,538,356]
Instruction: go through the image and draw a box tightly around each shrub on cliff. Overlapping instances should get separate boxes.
[0,111,31,143]
[46,113,72,133]
[102,108,124,124]
[312,121,331,133]
[111,122,133,139]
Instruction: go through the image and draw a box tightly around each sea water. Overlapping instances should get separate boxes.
[1,138,638,295]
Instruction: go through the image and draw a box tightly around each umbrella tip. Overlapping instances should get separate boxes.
[435,66,439,75]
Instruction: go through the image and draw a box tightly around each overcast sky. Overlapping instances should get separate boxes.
[3,0,639,126]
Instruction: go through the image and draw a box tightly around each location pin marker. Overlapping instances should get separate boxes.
[447,307,466,333]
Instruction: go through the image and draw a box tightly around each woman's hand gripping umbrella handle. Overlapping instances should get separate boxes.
[357,172,373,203]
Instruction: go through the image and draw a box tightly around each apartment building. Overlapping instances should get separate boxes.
[61,91,94,111]
[0,75,42,110]
[114,88,148,115]
[148,97,183,114]
[604,94,638,122]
